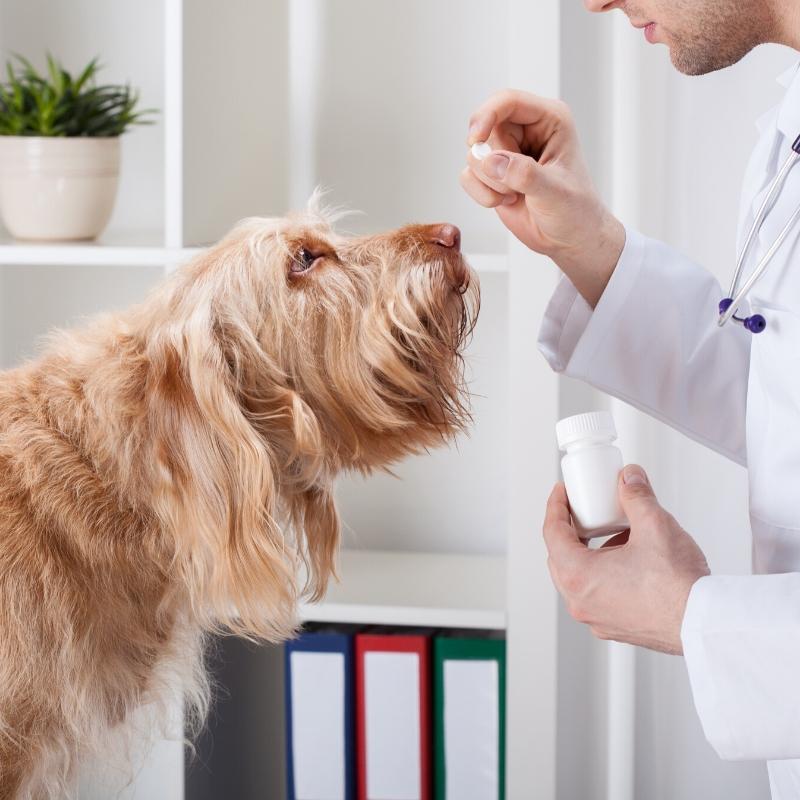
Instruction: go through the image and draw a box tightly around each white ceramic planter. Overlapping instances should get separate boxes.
[0,136,120,241]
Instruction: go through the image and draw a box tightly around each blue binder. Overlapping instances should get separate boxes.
[285,632,355,800]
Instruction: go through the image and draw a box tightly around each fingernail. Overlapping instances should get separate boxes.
[623,465,648,486]
[501,192,519,206]
[468,122,480,143]
[484,153,509,180]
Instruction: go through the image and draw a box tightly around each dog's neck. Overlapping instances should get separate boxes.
[12,318,152,504]
[0,319,185,617]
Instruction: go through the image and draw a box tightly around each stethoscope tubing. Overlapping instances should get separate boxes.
[717,149,800,328]
[719,147,800,328]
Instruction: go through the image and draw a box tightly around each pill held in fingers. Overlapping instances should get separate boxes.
[471,142,492,161]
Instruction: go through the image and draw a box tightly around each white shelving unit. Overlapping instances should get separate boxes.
[0,1,561,798]
[300,549,507,630]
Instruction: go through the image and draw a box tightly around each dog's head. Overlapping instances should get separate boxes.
[232,202,477,466]
[141,198,478,639]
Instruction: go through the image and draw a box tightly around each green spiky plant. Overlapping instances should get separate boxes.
[0,54,154,137]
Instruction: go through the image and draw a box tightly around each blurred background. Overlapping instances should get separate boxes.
[0,1,794,798]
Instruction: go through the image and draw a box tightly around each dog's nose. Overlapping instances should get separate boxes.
[428,224,461,252]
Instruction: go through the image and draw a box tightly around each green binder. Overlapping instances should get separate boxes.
[433,637,506,800]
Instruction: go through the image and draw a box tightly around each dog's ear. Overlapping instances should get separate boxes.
[146,305,298,642]
[292,486,340,603]
[275,391,340,602]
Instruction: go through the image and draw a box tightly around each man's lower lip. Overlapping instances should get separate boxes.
[644,22,657,43]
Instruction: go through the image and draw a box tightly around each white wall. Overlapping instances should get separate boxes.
[325,0,513,556]
[557,4,797,798]
[0,264,162,367]
[308,0,509,252]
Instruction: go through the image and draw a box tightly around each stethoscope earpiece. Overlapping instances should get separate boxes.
[718,298,767,334]
[744,314,767,333]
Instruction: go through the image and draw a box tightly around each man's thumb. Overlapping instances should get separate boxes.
[481,151,556,199]
[618,464,661,522]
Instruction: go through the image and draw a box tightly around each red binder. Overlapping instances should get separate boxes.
[355,634,431,800]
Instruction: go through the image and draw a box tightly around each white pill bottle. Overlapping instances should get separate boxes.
[556,411,629,539]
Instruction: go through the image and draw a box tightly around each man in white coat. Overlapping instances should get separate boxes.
[462,0,800,796]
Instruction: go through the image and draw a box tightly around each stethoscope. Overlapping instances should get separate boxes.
[718,134,800,333]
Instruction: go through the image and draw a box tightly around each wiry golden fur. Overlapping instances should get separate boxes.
[0,198,478,798]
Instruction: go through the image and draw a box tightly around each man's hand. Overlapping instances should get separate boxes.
[461,89,625,308]
[543,464,711,655]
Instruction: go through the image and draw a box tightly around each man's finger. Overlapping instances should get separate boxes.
[479,151,560,202]
[618,464,663,532]
[544,482,571,524]
[543,483,588,560]
[600,531,630,549]
[467,89,569,145]
[459,167,514,209]
[466,150,518,199]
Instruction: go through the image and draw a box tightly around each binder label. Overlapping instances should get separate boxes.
[290,651,347,800]
[364,651,422,800]
[443,660,499,800]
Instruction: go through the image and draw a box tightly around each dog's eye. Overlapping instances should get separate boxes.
[291,248,322,274]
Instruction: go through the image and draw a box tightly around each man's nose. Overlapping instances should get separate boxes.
[583,0,620,12]
[427,224,461,253]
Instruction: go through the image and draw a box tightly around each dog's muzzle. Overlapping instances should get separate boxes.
[425,223,469,289]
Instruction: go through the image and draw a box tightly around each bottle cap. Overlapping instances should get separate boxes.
[556,410,617,451]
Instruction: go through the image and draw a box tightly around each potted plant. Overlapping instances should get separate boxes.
[0,55,153,241]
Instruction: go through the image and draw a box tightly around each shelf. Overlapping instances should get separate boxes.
[299,549,506,630]
[0,230,203,267]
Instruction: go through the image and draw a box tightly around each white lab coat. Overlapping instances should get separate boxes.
[537,62,800,797]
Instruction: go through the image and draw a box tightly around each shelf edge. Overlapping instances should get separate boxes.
[298,601,507,630]
[0,246,203,268]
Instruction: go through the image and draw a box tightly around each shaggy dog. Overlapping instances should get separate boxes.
[0,199,478,798]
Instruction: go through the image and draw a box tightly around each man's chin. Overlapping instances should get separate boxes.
[669,41,755,77]
[670,51,714,77]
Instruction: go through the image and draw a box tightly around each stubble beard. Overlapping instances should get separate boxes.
[629,0,773,76]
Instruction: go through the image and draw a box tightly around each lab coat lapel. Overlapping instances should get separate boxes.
[738,62,800,302]
[775,61,800,141]
[737,66,794,254]
[738,124,781,256]
[751,63,800,302]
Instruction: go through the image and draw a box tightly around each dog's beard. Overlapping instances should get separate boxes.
[386,257,477,435]
[309,249,478,464]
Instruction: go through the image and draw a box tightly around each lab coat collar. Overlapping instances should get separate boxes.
[756,61,800,135]
[776,61,799,88]
[775,60,800,140]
